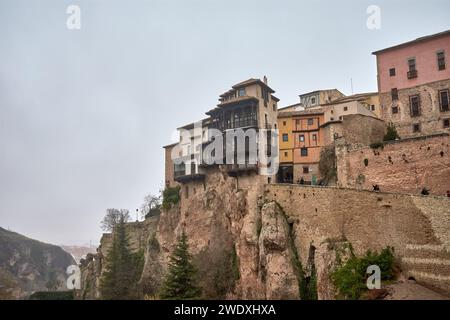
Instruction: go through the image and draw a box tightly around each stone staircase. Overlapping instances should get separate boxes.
[402,244,450,293]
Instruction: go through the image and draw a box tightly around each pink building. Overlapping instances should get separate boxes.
[373,30,450,138]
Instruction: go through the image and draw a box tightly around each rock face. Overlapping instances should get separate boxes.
[79,165,450,299]
[80,167,304,299]
[0,227,76,299]
[258,202,300,299]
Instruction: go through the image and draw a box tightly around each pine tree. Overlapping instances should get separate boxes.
[160,232,201,299]
[100,216,142,299]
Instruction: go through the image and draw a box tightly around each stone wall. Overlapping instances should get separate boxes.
[322,114,386,146]
[379,79,450,138]
[336,133,450,196]
[264,184,450,294]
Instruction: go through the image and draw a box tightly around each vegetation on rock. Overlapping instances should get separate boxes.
[100,215,144,299]
[162,186,181,210]
[369,142,384,149]
[331,246,395,300]
[141,193,161,219]
[384,122,400,141]
[160,232,201,299]
[100,208,130,232]
[29,291,74,300]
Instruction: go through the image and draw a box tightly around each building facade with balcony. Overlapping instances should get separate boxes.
[164,77,280,188]
[373,30,450,138]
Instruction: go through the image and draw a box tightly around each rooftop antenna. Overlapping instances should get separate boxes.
[350,78,354,95]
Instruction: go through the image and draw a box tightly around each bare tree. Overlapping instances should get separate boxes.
[101,208,130,232]
[140,193,161,219]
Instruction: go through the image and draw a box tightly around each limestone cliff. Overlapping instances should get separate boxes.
[0,227,76,299]
[79,166,450,299]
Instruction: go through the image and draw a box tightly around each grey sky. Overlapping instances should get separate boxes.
[0,0,449,246]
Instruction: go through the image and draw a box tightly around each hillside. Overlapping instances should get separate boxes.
[0,227,76,299]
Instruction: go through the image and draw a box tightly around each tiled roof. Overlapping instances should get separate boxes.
[324,92,378,105]
[278,107,324,118]
[232,78,275,93]
[372,30,450,55]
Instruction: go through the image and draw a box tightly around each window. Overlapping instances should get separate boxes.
[437,51,446,70]
[443,119,450,128]
[331,109,334,114]
[410,95,421,117]
[283,121,287,126]
[299,135,305,142]
[282,134,289,142]
[439,89,449,111]
[371,105,375,111]
[303,166,309,174]
[307,118,314,125]
[312,134,317,141]
[339,116,343,120]
[389,68,396,76]
[408,58,416,72]
[412,123,421,133]
[238,88,246,97]
[343,106,348,111]
[407,58,417,78]
[311,97,316,105]
[392,106,399,114]
[284,151,288,157]
[330,117,334,121]
[300,148,308,157]
[391,88,398,101]
[273,104,277,111]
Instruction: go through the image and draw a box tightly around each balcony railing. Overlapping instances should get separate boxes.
[407,70,418,79]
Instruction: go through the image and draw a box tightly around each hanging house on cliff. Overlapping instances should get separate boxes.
[163,77,280,188]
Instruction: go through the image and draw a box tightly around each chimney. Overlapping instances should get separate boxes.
[263,75,267,85]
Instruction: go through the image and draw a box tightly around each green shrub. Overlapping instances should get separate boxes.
[384,122,400,141]
[162,186,181,209]
[331,246,395,300]
[369,142,384,149]
[29,291,74,300]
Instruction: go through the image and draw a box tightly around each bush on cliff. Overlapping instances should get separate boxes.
[160,232,201,299]
[384,122,400,141]
[162,186,181,210]
[100,216,144,299]
[331,246,395,300]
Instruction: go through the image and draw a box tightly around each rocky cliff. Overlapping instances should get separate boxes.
[79,165,450,299]
[0,227,76,299]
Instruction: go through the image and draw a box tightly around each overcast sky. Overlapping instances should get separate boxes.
[0,0,449,246]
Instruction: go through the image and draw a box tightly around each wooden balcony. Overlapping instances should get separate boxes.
[225,163,258,177]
